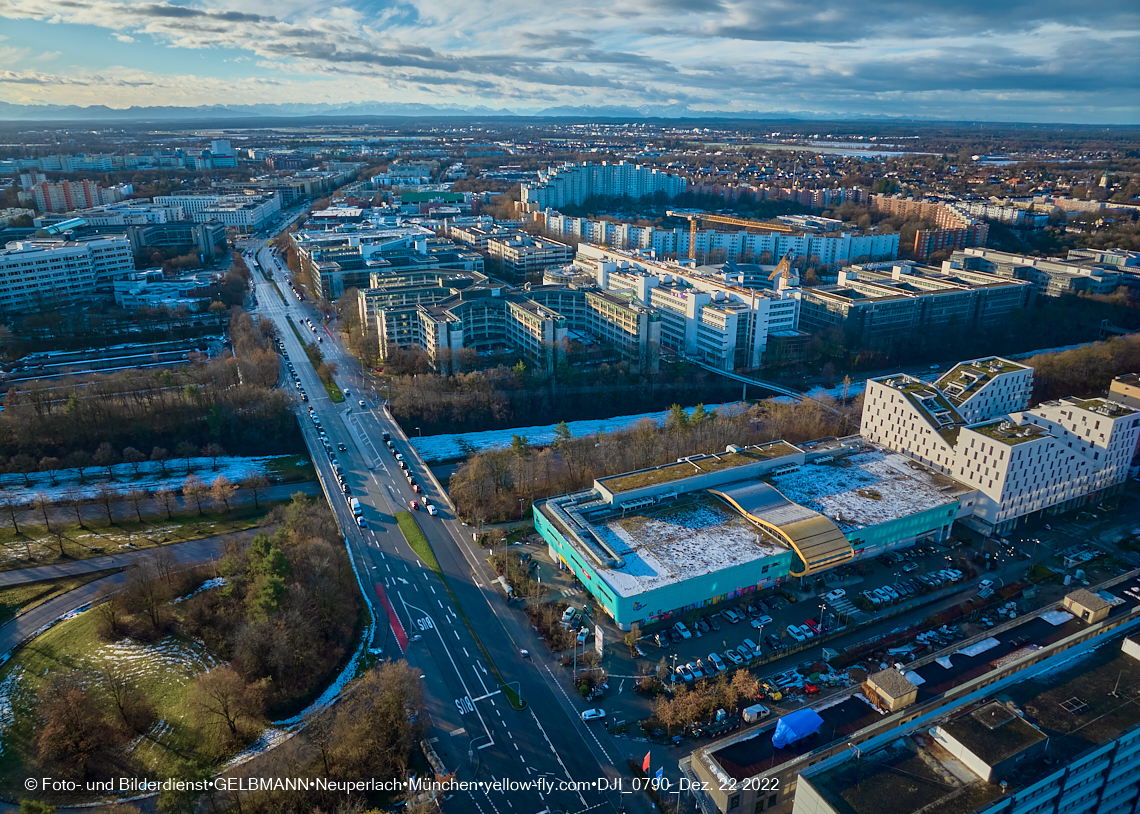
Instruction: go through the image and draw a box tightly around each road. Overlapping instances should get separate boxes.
[247,240,649,814]
[0,571,127,660]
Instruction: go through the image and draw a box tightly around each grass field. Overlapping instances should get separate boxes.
[263,453,316,483]
[0,501,283,570]
[0,606,222,788]
[0,571,120,626]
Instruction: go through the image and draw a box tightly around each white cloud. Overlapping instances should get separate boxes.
[114,33,135,42]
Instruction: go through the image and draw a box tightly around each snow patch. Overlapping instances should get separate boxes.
[1041,610,1075,626]
[173,577,228,604]
[956,637,1001,658]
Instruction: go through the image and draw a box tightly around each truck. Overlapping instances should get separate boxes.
[743,704,770,723]
[350,498,362,516]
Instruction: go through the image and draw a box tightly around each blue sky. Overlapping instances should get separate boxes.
[1,0,1138,122]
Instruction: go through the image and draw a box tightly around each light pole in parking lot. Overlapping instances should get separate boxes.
[818,602,827,633]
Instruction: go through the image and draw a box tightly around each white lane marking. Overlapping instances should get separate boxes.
[543,664,614,765]
[429,585,436,594]
[529,709,587,807]
[463,647,470,657]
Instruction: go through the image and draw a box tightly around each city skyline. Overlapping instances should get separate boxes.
[0,0,1138,123]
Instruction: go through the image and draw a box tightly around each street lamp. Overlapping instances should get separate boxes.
[818,602,827,633]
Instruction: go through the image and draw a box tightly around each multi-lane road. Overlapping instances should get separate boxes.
[243,239,653,814]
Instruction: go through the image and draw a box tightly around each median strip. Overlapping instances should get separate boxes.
[393,511,527,710]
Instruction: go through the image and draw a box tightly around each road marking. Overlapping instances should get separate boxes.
[529,709,587,807]
[463,647,470,657]
[429,585,436,594]
[543,665,613,765]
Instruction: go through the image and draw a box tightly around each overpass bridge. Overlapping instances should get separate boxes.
[689,359,840,413]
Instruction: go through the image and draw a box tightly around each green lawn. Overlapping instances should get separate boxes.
[0,501,285,571]
[324,379,346,402]
[0,571,120,626]
[263,452,317,483]
[0,608,223,789]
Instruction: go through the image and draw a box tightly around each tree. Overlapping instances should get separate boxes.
[9,453,36,487]
[210,476,237,512]
[150,446,170,476]
[125,489,149,522]
[38,456,61,486]
[122,446,147,476]
[239,473,270,510]
[31,492,52,531]
[19,800,55,814]
[97,661,155,734]
[183,475,208,515]
[190,666,264,740]
[175,441,198,475]
[93,442,118,480]
[36,672,118,779]
[155,488,177,519]
[94,483,119,524]
[202,443,226,470]
[68,450,92,483]
[125,559,167,631]
[0,491,21,537]
[93,584,124,640]
[62,487,86,528]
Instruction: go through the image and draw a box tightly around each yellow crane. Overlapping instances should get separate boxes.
[667,209,796,261]
[768,251,794,286]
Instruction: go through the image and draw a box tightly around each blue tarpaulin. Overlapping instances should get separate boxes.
[772,708,824,748]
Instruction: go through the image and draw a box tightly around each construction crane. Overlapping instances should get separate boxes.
[768,251,794,287]
[667,210,796,261]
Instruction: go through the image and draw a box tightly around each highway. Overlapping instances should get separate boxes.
[242,237,652,814]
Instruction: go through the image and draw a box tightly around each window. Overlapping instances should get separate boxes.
[729,794,741,810]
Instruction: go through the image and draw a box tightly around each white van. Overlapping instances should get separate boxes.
[350,498,362,516]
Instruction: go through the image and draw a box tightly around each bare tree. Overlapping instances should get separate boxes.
[202,443,226,471]
[125,489,149,522]
[96,660,155,735]
[175,441,198,475]
[210,476,237,513]
[68,450,92,483]
[39,456,62,485]
[62,487,87,528]
[183,475,208,516]
[190,666,264,740]
[153,547,178,585]
[94,483,119,525]
[122,447,147,477]
[9,453,36,487]
[31,492,52,531]
[239,473,270,510]
[0,491,21,535]
[154,488,178,519]
[125,559,167,631]
[93,442,118,480]
[150,446,170,476]
[93,584,124,639]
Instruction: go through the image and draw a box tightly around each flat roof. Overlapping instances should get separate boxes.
[941,701,1047,766]
[588,492,789,596]
[969,420,1049,446]
[600,442,800,494]
[768,449,965,532]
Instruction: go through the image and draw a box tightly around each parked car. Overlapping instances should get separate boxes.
[708,652,726,672]
[674,622,692,639]
[427,504,438,516]
[708,614,722,631]
[581,708,606,721]
[863,590,882,605]
[410,500,420,510]
[804,618,821,635]
[786,625,806,642]
[824,589,846,602]
[725,649,743,666]
[751,615,773,628]
[669,629,681,643]
[689,661,704,679]
[696,618,710,634]
[676,664,693,682]
[722,609,742,624]
[798,624,815,639]
[357,517,367,528]
[764,634,781,650]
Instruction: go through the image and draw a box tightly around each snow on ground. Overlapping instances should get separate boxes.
[409,403,744,463]
[0,455,295,505]
[173,577,228,604]
[0,667,24,753]
[95,636,221,682]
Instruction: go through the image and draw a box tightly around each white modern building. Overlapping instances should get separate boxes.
[0,235,134,311]
[153,193,281,233]
[521,161,686,212]
[574,244,799,370]
[861,357,1140,534]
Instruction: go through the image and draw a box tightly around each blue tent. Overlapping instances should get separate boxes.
[772,708,825,748]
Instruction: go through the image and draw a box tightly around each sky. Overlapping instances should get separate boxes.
[0,0,1138,122]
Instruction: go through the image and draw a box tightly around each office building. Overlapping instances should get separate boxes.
[126,221,228,262]
[0,235,134,311]
[535,436,970,630]
[574,244,799,371]
[861,357,1140,535]
[949,248,1123,297]
[153,193,281,233]
[487,234,574,278]
[798,261,1034,340]
[789,626,1140,814]
[112,269,216,310]
[32,180,127,213]
[521,161,686,212]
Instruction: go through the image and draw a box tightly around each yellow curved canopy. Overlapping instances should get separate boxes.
[709,482,853,577]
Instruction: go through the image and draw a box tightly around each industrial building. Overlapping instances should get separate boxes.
[862,357,1140,535]
[799,261,1034,340]
[534,436,969,630]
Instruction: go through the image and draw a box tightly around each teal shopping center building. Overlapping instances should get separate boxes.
[534,436,971,630]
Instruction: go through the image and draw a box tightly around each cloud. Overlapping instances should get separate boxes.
[0,0,1136,121]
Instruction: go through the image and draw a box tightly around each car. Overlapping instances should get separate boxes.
[581,708,606,721]
[708,652,726,672]
[882,585,900,600]
[902,562,919,572]
[765,634,782,650]
[696,618,710,633]
[863,590,881,605]
[689,661,704,679]
[708,614,722,631]
[343,390,351,396]
[798,624,815,639]
[359,400,366,407]
[674,622,692,639]
[675,664,693,682]
[722,609,742,623]
[410,500,420,510]
[669,629,681,643]
[786,624,806,642]
[342,484,351,495]
[804,618,821,635]
[751,615,773,628]
[426,504,438,516]
[337,443,347,451]
[724,649,743,665]
[737,645,754,662]
[654,633,670,648]
[413,484,422,493]
[357,517,367,528]
[824,589,846,602]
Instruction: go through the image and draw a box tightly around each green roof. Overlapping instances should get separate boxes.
[970,420,1047,446]
[601,442,800,494]
[1072,398,1135,418]
[937,358,1027,406]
